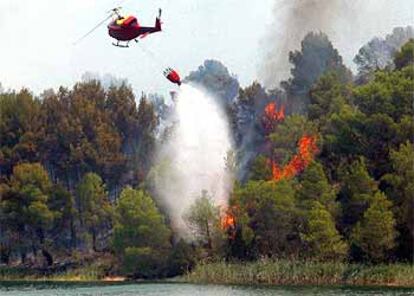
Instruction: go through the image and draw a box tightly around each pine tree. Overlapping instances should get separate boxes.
[302,202,348,261]
[394,39,414,70]
[281,32,352,113]
[297,161,338,216]
[351,192,397,262]
[339,158,378,234]
[0,163,56,264]
[382,141,414,260]
[112,187,171,277]
[76,172,112,252]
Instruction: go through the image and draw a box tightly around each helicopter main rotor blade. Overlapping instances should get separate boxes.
[73,13,114,45]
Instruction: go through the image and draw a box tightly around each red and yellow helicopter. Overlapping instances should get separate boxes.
[109,7,162,47]
[75,6,182,86]
[75,7,162,48]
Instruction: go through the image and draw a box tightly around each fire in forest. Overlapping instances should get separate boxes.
[271,135,318,181]
[263,102,285,132]
[222,107,318,232]
[220,207,236,237]
[221,212,235,229]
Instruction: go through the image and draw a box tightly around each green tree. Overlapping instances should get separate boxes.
[165,239,197,277]
[302,202,348,261]
[338,158,378,235]
[229,180,298,258]
[308,72,350,125]
[323,105,400,178]
[382,141,414,260]
[353,67,413,121]
[394,39,414,70]
[269,115,318,165]
[112,187,171,277]
[351,192,397,262]
[281,32,352,113]
[183,190,221,250]
[48,184,77,250]
[0,163,56,265]
[76,172,112,251]
[249,155,272,181]
[297,161,338,216]
[323,104,367,167]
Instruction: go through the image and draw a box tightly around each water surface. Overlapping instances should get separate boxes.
[0,282,413,296]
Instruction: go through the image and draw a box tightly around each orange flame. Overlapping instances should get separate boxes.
[220,207,237,240]
[263,102,285,131]
[271,135,318,182]
[221,212,235,230]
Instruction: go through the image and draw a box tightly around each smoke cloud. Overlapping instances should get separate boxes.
[153,84,233,235]
[260,0,414,88]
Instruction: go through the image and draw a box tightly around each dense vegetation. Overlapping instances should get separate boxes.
[186,260,414,287]
[0,28,413,283]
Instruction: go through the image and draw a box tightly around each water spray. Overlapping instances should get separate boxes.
[154,84,233,236]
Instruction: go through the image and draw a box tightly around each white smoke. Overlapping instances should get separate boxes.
[153,84,233,235]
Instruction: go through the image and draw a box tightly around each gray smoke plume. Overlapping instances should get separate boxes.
[260,0,414,88]
[260,0,343,87]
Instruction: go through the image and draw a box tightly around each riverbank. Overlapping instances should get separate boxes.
[2,260,413,287]
[184,260,414,287]
[0,264,111,282]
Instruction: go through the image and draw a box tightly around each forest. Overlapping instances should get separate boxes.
[0,26,413,280]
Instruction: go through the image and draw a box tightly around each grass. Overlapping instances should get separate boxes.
[0,263,106,281]
[2,259,413,287]
[184,259,414,287]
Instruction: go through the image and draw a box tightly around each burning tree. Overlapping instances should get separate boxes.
[262,102,285,133]
[271,135,319,182]
[220,206,237,241]
[225,180,298,258]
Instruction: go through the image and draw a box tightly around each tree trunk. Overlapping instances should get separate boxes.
[0,247,10,265]
[205,221,212,250]
[70,218,77,250]
[21,251,26,264]
[41,248,53,266]
[92,229,97,252]
[37,228,53,266]
[32,244,38,258]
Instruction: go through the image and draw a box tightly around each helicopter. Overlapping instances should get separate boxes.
[74,6,181,87]
[75,7,162,48]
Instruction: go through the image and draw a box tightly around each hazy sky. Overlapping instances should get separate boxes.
[0,0,413,97]
[260,0,414,86]
[0,0,274,95]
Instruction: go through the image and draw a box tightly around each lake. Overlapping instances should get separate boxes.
[0,282,413,296]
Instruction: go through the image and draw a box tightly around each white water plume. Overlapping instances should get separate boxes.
[153,84,233,235]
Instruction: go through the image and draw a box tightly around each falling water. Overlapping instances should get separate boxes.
[154,83,233,235]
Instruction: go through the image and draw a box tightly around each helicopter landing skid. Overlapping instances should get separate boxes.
[112,41,129,48]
